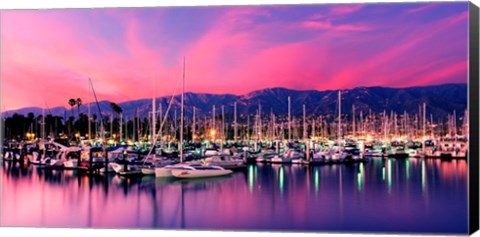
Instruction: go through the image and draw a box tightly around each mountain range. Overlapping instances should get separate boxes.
[2,83,468,120]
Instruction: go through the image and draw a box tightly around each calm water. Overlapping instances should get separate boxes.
[0,158,468,234]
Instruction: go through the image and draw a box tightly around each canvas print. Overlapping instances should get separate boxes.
[0,2,476,235]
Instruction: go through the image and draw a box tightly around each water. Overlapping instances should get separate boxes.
[0,158,468,234]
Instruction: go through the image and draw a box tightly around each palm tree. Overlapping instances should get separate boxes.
[110,102,123,115]
[68,99,76,118]
[110,102,123,139]
[76,98,82,114]
[68,99,76,135]
[76,98,82,136]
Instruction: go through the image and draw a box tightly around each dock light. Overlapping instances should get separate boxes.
[75,133,80,138]
[210,129,216,138]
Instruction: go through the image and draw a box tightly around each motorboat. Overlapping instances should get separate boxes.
[171,164,232,178]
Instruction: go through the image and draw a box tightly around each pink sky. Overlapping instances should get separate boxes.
[0,3,469,111]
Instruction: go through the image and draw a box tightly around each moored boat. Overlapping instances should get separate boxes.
[171,164,232,178]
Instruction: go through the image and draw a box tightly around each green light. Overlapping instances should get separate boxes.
[248,165,254,193]
[382,167,385,181]
[388,159,392,193]
[315,170,319,193]
[357,173,362,191]
[358,163,364,192]
[406,159,410,180]
[279,166,284,193]
[421,159,426,194]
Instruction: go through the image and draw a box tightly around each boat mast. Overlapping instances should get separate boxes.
[42,106,46,158]
[159,103,163,148]
[180,57,185,163]
[258,103,262,141]
[288,96,291,142]
[222,105,225,142]
[303,104,306,141]
[338,91,342,149]
[212,105,216,141]
[352,104,356,139]
[88,79,92,141]
[423,102,426,153]
[192,106,196,142]
[234,102,237,142]
[152,77,156,145]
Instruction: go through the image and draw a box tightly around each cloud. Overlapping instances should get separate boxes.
[329,4,365,15]
[406,4,437,14]
[0,4,469,111]
[301,20,372,31]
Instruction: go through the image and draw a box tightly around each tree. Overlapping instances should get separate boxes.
[76,98,82,114]
[68,99,76,116]
[110,102,123,139]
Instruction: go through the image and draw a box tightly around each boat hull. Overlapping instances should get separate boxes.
[171,169,232,178]
[155,167,174,178]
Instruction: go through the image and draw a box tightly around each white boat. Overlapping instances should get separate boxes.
[171,165,232,179]
[141,167,155,175]
[155,164,193,178]
[64,160,79,169]
[40,157,64,168]
[270,149,302,163]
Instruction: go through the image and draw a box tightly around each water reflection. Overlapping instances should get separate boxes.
[0,158,468,234]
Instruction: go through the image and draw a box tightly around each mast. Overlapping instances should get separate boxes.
[423,102,426,153]
[303,104,306,141]
[383,110,387,143]
[338,91,342,148]
[352,104,356,138]
[159,102,163,148]
[222,105,225,141]
[180,57,185,163]
[360,111,363,138]
[42,107,46,158]
[247,114,250,142]
[88,79,91,141]
[312,117,315,139]
[152,77,156,145]
[192,106,196,142]
[234,102,237,142]
[288,96,291,142]
[134,110,137,142]
[212,105,216,141]
[258,103,262,141]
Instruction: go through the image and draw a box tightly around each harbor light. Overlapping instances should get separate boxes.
[210,129,216,139]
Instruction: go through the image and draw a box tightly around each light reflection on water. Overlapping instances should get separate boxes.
[0,158,468,234]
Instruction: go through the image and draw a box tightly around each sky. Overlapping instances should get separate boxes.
[0,2,469,111]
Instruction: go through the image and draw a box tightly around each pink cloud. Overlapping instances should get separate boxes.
[329,4,365,15]
[0,5,468,112]
[330,11,468,89]
[302,20,371,31]
[406,4,437,14]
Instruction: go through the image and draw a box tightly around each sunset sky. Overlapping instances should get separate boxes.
[0,2,469,111]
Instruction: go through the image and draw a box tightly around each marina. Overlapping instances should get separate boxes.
[0,2,473,235]
[0,157,468,233]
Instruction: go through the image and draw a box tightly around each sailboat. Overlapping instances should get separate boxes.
[324,90,349,163]
[155,58,234,179]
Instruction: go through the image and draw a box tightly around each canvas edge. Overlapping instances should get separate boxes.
[469,1,480,235]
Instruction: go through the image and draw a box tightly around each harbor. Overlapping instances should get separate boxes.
[0,84,470,234]
[0,2,471,235]
[0,156,468,233]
